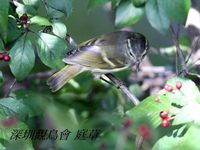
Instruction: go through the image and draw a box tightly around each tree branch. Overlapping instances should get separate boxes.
[105,73,140,106]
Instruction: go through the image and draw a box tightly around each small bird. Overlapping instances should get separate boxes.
[47,31,149,92]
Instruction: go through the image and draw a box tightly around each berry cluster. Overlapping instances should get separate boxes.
[164,81,182,92]
[0,53,10,62]
[160,110,170,127]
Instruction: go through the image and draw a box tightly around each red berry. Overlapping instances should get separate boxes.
[138,124,151,139]
[20,13,28,24]
[160,110,169,119]
[176,81,182,89]
[161,118,170,127]
[3,54,10,62]
[0,53,4,60]
[164,84,173,92]
[123,118,132,129]
[2,116,17,127]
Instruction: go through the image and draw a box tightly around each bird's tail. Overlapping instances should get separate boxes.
[47,65,82,92]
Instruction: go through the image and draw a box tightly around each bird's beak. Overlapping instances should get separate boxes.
[135,60,140,72]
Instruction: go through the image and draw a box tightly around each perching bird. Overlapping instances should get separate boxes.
[47,31,149,92]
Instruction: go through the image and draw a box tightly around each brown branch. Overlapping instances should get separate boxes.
[105,73,140,106]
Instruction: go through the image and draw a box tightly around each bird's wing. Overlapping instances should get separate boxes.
[63,45,124,69]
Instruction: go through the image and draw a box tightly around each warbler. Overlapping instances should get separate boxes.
[47,31,149,92]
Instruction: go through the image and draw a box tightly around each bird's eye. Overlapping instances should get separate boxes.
[129,52,133,56]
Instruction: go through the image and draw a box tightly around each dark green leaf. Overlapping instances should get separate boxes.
[52,20,67,38]
[0,0,9,41]
[0,39,4,51]
[9,89,44,117]
[126,95,172,127]
[0,97,30,119]
[23,0,40,9]
[37,33,67,69]
[30,16,52,26]
[111,0,121,7]
[6,17,22,43]
[145,0,170,34]
[88,0,107,8]
[0,71,3,88]
[132,0,148,7]
[161,0,191,24]
[115,1,144,27]
[46,0,73,18]
[9,36,35,81]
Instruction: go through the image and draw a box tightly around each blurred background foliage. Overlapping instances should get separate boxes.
[0,0,200,149]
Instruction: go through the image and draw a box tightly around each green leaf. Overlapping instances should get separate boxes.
[88,0,107,8]
[145,0,170,34]
[132,0,147,7]
[173,103,200,125]
[153,136,181,150]
[0,113,34,149]
[115,1,144,27]
[9,36,35,81]
[0,39,4,51]
[0,97,30,119]
[6,17,22,44]
[180,125,200,149]
[52,20,67,38]
[161,0,191,24]
[23,0,40,9]
[16,2,37,16]
[126,95,172,127]
[0,0,9,41]
[30,16,52,26]
[37,33,67,69]
[46,0,73,18]
[153,125,187,150]
[9,89,44,117]
[0,71,3,88]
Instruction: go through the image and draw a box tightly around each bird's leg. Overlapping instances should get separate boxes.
[104,74,126,88]
[100,75,115,87]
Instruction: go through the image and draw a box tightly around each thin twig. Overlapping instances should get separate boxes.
[170,25,189,75]
[135,135,144,150]
[4,79,16,97]
[105,73,140,105]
